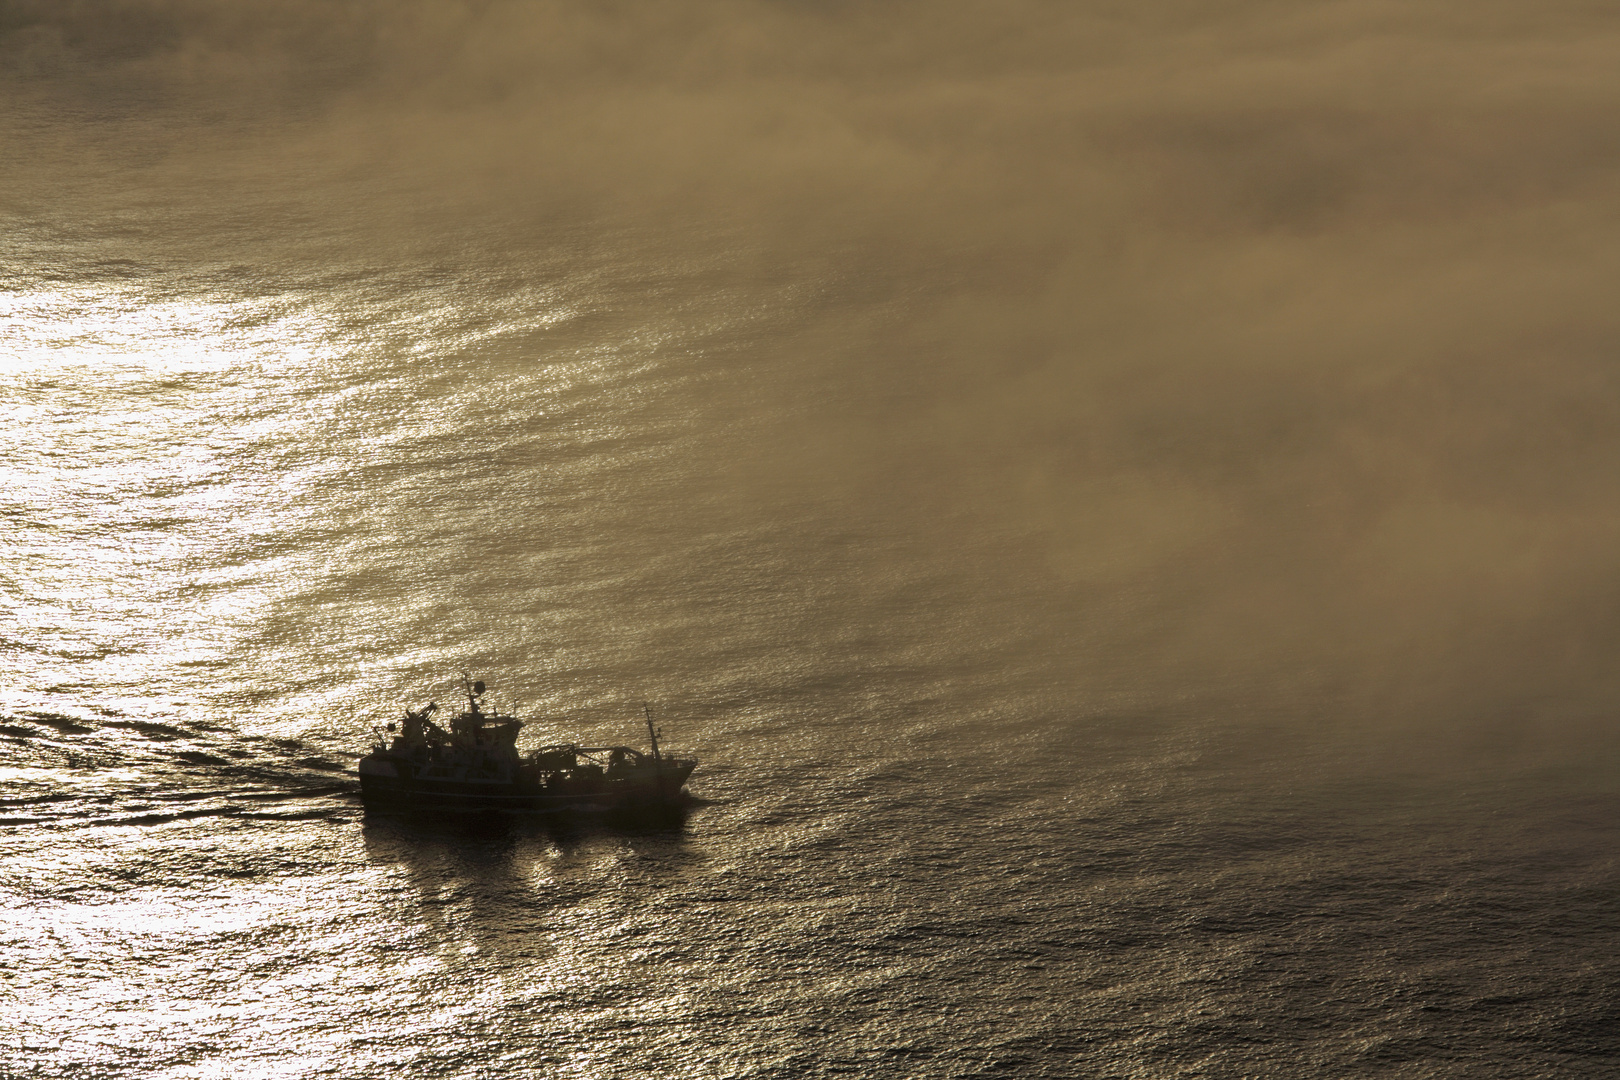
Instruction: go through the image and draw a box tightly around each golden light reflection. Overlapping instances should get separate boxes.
[0,287,320,375]
[0,271,591,733]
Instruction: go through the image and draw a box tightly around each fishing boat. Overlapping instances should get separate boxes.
[357,677,697,813]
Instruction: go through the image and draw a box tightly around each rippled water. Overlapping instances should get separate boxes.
[6,2,1620,1077]
[3,239,1615,1080]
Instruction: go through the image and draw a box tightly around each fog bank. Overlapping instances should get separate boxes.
[6,0,1620,734]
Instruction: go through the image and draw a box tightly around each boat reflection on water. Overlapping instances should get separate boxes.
[358,677,697,821]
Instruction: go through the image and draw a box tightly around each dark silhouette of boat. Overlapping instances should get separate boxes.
[358,677,696,813]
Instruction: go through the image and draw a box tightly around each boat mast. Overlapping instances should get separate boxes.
[644,703,661,762]
[645,702,668,800]
[462,672,486,715]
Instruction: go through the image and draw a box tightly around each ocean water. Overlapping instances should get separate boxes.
[4,3,1620,1077]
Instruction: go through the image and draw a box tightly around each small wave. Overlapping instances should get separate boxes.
[233,784,354,802]
[0,792,78,809]
[103,719,188,740]
[236,809,349,823]
[173,751,231,766]
[94,806,241,827]
[23,711,94,734]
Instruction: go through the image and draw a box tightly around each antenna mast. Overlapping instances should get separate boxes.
[644,702,667,801]
[644,703,661,762]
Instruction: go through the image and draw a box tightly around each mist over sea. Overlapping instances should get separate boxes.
[3,2,1619,1076]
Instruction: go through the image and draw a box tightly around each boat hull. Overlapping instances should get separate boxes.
[358,756,695,814]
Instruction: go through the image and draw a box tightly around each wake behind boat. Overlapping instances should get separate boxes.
[357,678,697,813]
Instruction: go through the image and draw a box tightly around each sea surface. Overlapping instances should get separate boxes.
[4,3,1620,1077]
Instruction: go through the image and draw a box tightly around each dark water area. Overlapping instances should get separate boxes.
[4,2,1620,1077]
[4,699,1617,1078]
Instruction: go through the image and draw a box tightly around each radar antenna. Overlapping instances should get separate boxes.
[462,672,486,716]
